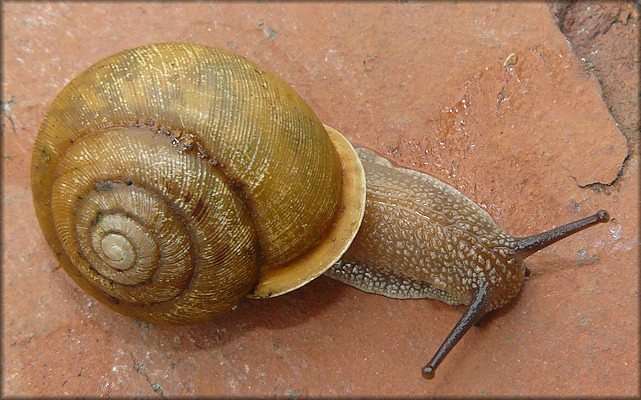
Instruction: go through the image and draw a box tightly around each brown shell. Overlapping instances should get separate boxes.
[31,42,366,324]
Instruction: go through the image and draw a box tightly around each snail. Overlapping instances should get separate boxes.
[31,42,610,380]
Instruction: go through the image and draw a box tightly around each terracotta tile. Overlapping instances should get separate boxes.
[2,2,637,397]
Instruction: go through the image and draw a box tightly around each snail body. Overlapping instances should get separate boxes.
[31,42,609,379]
[327,146,522,311]
[324,147,608,378]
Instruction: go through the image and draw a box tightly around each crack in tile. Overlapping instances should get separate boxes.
[130,353,165,397]
[565,151,630,190]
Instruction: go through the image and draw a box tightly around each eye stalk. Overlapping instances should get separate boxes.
[422,284,491,380]
[514,210,610,259]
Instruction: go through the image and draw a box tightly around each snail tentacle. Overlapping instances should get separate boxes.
[515,210,610,259]
[422,284,491,380]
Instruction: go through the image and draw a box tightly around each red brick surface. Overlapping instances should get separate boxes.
[2,2,638,396]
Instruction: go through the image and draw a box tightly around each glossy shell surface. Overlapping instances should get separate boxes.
[31,42,366,324]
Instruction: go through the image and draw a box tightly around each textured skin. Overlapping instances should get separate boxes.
[326,148,526,312]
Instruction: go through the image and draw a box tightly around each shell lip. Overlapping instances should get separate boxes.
[248,125,366,298]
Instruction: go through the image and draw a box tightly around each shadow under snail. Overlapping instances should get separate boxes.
[31,42,610,380]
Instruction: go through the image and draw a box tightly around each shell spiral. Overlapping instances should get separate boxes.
[31,43,365,324]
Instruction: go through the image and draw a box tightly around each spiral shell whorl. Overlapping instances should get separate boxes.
[49,127,259,323]
[31,42,353,323]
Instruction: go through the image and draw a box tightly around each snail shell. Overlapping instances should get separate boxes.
[31,42,366,324]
